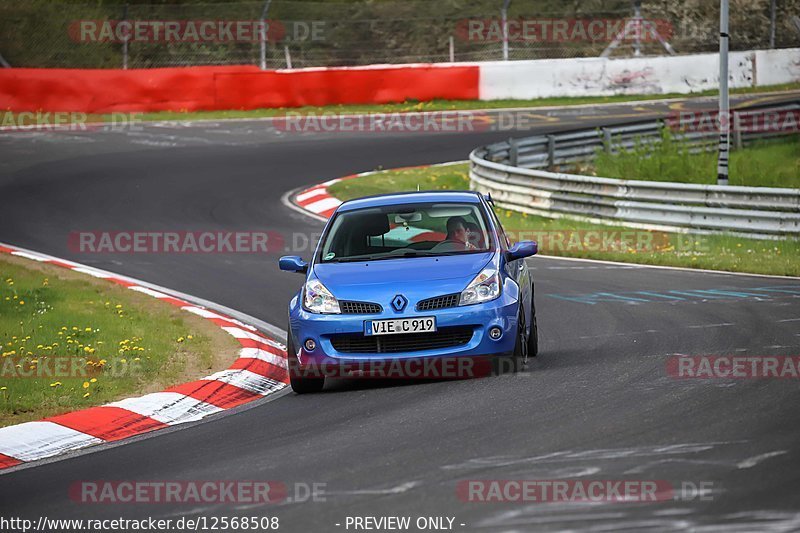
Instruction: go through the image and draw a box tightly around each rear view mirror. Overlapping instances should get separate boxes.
[279,256,308,274]
[507,241,538,261]
[394,213,423,223]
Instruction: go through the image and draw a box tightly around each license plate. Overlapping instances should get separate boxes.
[365,317,437,336]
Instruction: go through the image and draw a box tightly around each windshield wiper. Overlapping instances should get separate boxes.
[325,256,379,263]
[324,249,488,263]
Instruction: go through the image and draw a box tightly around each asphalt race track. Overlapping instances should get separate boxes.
[1,94,800,531]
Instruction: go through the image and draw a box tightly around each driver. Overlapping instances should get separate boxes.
[445,216,477,250]
[445,216,468,244]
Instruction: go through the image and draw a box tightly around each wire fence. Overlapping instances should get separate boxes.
[1,0,799,69]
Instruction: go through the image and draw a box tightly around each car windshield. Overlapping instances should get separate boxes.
[318,202,494,263]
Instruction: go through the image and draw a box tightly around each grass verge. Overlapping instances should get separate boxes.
[97,83,800,123]
[0,254,239,427]
[326,164,800,277]
[593,134,800,188]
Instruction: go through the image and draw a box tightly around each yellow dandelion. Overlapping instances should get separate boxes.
[176,337,185,343]
[90,378,97,383]
[83,392,90,398]
[82,381,90,389]
[84,327,92,332]
[18,300,24,305]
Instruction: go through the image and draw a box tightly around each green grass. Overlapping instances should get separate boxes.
[0,256,238,427]
[94,83,800,123]
[326,164,800,277]
[593,134,800,188]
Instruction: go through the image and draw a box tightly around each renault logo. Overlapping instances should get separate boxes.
[391,294,408,312]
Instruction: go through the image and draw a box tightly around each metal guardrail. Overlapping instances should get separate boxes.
[470,102,800,238]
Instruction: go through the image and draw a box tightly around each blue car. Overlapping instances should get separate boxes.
[279,191,538,393]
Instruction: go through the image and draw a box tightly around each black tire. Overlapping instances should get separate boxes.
[494,309,526,375]
[287,325,325,394]
[528,313,539,358]
[528,282,539,357]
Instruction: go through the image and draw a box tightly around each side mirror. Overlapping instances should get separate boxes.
[279,256,309,274]
[507,241,537,261]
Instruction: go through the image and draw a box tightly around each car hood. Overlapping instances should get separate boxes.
[313,252,495,303]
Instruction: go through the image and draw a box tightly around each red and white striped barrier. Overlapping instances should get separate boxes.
[293,177,349,219]
[0,243,288,471]
[1,48,796,114]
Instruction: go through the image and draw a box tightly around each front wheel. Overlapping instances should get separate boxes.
[494,310,526,375]
[287,325,325,394]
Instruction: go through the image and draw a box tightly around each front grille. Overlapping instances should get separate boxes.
[340,301,383,314]
[417,293,460,311]
[330,326,474,354]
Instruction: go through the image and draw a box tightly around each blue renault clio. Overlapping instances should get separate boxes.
[279,191,538,393]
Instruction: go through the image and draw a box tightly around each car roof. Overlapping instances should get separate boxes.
[337,190,484,212]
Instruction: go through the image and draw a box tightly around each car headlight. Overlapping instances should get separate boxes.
[459,268,501,306]
[303,279,341,314]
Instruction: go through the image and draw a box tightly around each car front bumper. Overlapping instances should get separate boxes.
[288,292,520,378]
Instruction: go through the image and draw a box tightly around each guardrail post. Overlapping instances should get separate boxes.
[733,127,743,151]
[547,135,555,168]
[602,128,612,153]
[259,0,273,70]
[121,4,129,70]
[508,138,519,166]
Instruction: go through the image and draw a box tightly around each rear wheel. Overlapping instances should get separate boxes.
[528,313,538,357]
[287,325,324,394]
